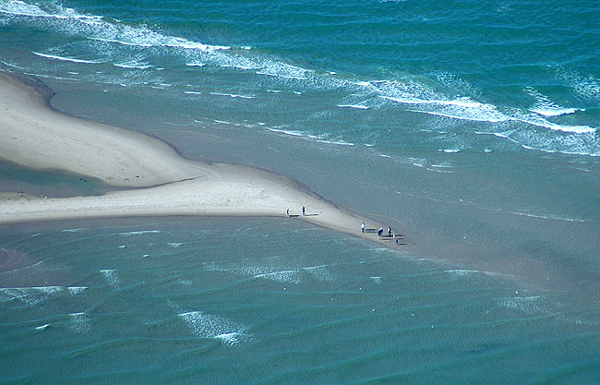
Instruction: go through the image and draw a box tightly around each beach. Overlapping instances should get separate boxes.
[0,72,406,247]
[2,1,600,383]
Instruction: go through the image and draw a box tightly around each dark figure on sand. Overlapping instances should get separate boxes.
[302,206,306,216]
[378,227,383,236]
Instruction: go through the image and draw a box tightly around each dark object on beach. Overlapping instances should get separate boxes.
[302,206,306,216]
[286,208,289,217]
[361,222,365,233]
[378,227,383,236]
[387,227,392,236]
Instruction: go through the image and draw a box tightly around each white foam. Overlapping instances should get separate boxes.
[100,269,120,287]
[209,92,256,99]
[1,0,229,54]
[0,0,102,21]
[118,230,161,236]
[498,296,542,315]
[69,312,90,333]
[317,138,355,146]
[67,286,87,295]
[33,51,101,64]
[254,269,302,284]
[178,311,250,345]
[113,60,152,70]
[35,323,50,331]
[256,60,310,80]
[511,117,596,134]
[0,286,63,305]
[214,332,245,346]
[337,104,370,110]
[167,242,183,248]
[268,127,305,137]
[370,276,383,285]
[61,228,88,233]
[530,107,580,117]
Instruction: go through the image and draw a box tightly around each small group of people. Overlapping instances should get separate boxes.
[361,222,394,238]
[377,227,394,237]
[286,206,307,217]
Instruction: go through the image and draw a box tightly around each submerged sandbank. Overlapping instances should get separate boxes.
[0,72,409,248]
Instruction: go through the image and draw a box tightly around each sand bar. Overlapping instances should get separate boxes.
[0,72,408,247]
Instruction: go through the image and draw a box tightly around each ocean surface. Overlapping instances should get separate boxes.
[1,0,600,383]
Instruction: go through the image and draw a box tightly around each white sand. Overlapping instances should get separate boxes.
[0,72,407,247]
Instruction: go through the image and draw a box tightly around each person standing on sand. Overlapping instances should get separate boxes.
[286,208,290,217]
[378,227,383,236]
[361,222,365,233]
[302,206,306,216]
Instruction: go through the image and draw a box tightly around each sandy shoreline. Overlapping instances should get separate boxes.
[0,72,409,248]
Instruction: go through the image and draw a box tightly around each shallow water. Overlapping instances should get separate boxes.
[1,218,599,384]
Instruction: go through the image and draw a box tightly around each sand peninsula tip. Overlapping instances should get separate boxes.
[0,71,410,249]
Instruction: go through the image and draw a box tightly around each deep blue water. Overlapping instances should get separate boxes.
[1,0,600,383]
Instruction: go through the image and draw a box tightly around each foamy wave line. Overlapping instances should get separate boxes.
[511,117,596,134]
[69,312,90,333]
[62,227,89,233]
[254,270,302,284]
[337,104,370,110]
[209,92,256,99]
[267,127,356,147]
[317,138,355,146]
[100,269,120,287]
[382,94,597,134]
[178,311,251,346]
[380,95,508,123]
[498,296,543,315]
[1,0,229,52]
[90,36,229,52]
[525,86,585,117]
[118,230,161,236]
[0,286,87,305]
[256,60,310,80]
[114,61,152,70]
[268,127,305,137]
[530,107,582,117]
[33,51,102,64]
[0,0,102,21]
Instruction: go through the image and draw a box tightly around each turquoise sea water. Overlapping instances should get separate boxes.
[2,218,600,384]
[1,0,600,383]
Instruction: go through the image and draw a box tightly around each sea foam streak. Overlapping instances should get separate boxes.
[0,0,229,52]
[33,51,101,64]
[0,286,87,305]
[118,230,161,236]
[69,312,90,333]
[178,311,251,345]
[100,269,120,287]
